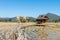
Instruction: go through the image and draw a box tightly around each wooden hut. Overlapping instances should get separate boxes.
[36,15,48,24]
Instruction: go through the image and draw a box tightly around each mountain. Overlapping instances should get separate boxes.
[46,13,60,22]
[0,13,60,22]
[0,16,36,22]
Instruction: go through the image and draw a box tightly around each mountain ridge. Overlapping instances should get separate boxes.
[0,13,60,22]
[46,13,60,22]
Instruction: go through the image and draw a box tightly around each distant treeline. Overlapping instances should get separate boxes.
[0,17,60,22]
[0,17,36,22]
[47,19,60,22]
[0,13,60,22]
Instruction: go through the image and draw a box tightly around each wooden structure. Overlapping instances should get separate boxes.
[36,14,48,24]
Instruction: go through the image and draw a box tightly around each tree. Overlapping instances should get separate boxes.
[9,18,12,22]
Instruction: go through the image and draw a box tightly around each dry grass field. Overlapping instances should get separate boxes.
[0,22,60,40]
[0,22,35,31]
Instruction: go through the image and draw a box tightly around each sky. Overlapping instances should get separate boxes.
[0,0,60,18]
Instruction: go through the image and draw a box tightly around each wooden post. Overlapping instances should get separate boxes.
[23,27,27,40]
[23,16,27,40]
[6,32,9,40]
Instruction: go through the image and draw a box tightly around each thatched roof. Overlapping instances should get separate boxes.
[36,14,48,20]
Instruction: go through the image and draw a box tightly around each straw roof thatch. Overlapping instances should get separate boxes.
[36,14,48,20]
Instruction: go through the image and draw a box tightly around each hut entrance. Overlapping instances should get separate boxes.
[36,19,46,24]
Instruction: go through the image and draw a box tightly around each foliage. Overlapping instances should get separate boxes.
[0,17,36,22]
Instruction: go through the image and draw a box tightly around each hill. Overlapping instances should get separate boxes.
[0,16,36,22]
[46,13,60,22]
[0,13,60,22]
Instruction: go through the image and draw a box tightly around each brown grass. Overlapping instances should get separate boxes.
[0,22,60,40]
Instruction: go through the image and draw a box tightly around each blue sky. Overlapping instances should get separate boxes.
[0,0,60,18]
